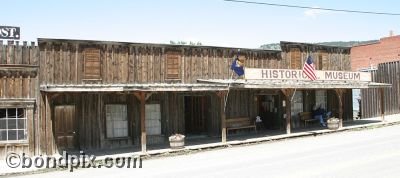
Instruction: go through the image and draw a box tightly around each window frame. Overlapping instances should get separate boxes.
[145,103,162,136]
[105,104,129,139]
[0,108,28,143]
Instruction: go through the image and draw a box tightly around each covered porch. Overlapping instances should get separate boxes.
[78,113,400,158]
[39,77,391,155]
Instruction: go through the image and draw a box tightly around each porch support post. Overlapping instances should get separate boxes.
[45,93,54,155]
[134,92,146,153]
[335,89,344,128]
[380,88,385,121]
[281,89,293,134]
[217,91,227,143]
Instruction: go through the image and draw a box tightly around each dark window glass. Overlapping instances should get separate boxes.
[0,130,6,140]
[17,108,25,118]
[8,119,16,129]
[0,109,6,118]
[17,130,26,140]
[7,108,16,118]
[17,119,25,129]
[0,120,6,129]
[8,130,16,140]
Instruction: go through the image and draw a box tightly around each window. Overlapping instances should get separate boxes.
[145,104,161,135]
[106,105,128,138]
[83,48,101,80]
[166,52,181,79]
[0,108,27,142]
[315,90,327,109]
[291,91,303,128]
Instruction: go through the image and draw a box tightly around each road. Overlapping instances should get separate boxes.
[14,124,400,178]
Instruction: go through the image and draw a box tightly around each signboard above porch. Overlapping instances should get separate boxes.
[245,68,371,82]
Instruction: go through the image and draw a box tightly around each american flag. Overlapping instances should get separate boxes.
[303,56,317,80]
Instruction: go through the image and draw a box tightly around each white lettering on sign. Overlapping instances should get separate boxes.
[245,68,371,82]
[0,26,20,39]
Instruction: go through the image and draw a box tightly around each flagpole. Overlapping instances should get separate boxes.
[224,72,234,113]
[224,49,240,113]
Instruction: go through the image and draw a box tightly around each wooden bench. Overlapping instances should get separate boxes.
[298,112,318,127]
[226,117,257,134]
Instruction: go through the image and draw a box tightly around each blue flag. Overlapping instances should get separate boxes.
[230,58,244,76]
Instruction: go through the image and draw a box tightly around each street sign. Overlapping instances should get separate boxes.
[0,26,20,39]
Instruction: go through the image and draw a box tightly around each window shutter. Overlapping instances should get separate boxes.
[290,48,301,69]
[84,48,101,80]
[166,52,181,80]
[318,50,328,70]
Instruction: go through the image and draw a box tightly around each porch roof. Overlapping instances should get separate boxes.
[196,79,391,89]
[40,83,229,92]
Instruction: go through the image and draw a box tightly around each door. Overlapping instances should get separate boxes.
[257,95,280,129]
[54,105,77,151]
[184,96,210,135]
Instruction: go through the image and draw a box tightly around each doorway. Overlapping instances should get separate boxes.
[54,105,77,151]
[257,95,281,129]
[184,96,210,135]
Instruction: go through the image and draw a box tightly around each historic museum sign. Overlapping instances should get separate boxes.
[245,68,371,82]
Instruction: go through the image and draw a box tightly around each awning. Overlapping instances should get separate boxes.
[40,83,229,92]
[197,79,391,89]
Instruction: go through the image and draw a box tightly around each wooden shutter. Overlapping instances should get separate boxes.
[290,48,301,69]
[83,48,101,80]
[318,50,328,70]
[166,52,181,80]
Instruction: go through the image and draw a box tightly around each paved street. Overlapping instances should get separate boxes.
[14,124,400,178]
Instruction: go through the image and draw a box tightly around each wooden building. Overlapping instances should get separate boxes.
[0,38,390,158]
[0,41,39,158]
[361,61,400,118]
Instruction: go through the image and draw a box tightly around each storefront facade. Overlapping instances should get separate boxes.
[0,39,390,158]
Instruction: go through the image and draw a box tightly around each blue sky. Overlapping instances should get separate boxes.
[2,0,400,48]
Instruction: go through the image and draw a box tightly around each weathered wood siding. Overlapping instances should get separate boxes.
[38,40,353,86]
[283,47,351,71]
[361,61,400,118]
[38,40,285,85]
[0,41,39,159]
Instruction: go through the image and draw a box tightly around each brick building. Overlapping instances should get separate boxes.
[351,33,400,71]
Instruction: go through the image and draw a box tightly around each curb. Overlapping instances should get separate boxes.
[140,120,400,159]
[2,120,400,176]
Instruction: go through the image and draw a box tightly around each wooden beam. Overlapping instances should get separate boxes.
[216,91,227,143]
[27,105,35,155]
[45,93,54,155]
[97,94,104,148]
[139,92,146,152]
[145,92,154,101]
[380,88,385,121]
[334,89,344,128]
[133,92,141,101]
[281,89,293,134]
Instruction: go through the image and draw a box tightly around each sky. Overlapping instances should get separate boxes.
[2,0,400,48]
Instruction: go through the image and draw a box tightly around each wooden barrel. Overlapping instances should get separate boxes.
[327,118,340,130]
[169,134,185,149]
